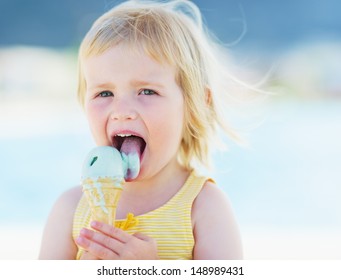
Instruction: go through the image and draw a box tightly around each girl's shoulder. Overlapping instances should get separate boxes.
[58,185,83,206]
[191,180,243,259]
[51,186,83,217]
[39,186,83,259]
[192,179,225,216]
[191,179,229,227]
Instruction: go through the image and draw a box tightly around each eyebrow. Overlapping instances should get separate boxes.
[87,82,115,91]
[130,79,165,89]
[87,79,165,91]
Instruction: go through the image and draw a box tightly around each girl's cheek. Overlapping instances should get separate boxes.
[87,97,111,110]
[85,101,109,132]
[86,98,111,119]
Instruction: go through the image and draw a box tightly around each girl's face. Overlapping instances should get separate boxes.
[83,45,185,181]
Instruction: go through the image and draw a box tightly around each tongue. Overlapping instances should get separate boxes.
[120,136,143,181]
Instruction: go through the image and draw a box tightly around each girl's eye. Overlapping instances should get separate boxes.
[98,91,113,97]
[140,89,157,96]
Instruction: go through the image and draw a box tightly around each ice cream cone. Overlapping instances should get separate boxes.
[81,145,140,227]
[82,177,124,226]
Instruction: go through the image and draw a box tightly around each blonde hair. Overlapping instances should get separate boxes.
[78,0,242,170]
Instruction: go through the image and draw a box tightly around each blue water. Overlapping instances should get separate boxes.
[1,100,340,231]
[213,100,341,229]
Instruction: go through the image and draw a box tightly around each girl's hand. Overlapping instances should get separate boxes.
[76,221,159,260]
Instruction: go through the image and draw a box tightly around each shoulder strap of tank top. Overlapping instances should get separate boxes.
[169,170,215,207]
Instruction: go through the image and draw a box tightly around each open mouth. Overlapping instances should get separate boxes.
[112,134,146,160]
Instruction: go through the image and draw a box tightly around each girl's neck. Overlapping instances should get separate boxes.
[117,160,191,217]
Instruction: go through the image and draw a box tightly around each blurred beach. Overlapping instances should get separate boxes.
[1,0,340,260]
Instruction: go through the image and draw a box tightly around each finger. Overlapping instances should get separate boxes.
[80,250,99,260]
[91,221,132,243]
[133,232,158,249]
[76,235,119,260]
[133,232,151,241]
[79,228,124,253]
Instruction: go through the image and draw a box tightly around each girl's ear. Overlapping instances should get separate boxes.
[205,87,212,106]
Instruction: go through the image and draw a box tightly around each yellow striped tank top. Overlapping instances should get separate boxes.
[72,171,212,260]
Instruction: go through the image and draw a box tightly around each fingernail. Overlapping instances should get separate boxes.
[90,220,100,228]
[80,228,88,236]
[76,236,85,246]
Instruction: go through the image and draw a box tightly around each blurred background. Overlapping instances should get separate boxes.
[0,0,340,259]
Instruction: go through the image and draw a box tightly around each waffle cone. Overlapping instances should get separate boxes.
[82,177,123,226]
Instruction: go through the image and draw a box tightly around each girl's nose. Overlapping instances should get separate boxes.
[110,100,138,121]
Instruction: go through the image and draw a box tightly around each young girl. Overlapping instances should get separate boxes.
[39,0,243,260]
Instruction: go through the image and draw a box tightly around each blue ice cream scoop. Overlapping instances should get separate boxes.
[82,146,124,180]
[81,146,140,181]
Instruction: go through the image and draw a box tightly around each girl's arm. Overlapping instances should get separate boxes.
[192,181,243,260]
[38,186,82,259]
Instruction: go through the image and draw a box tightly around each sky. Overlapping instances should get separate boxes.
[0,0,340,53]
